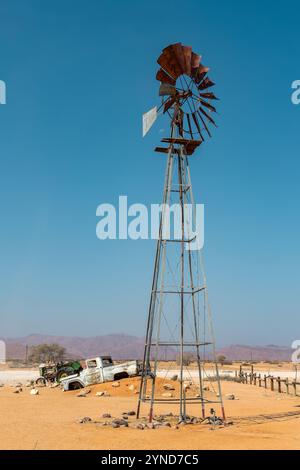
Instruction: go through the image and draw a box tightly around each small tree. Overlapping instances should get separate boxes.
[217,354,227,365]
[28,343,66,364]
[176,352,195,366]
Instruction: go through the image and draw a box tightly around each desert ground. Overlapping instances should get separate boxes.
[0,364,300,450]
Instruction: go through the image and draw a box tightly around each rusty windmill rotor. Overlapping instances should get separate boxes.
[157,43,218,141]
[138,43,225,424]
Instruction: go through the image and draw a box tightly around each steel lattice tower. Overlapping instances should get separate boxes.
[137,43,225,423]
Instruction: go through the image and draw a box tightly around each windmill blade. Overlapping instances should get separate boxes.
[191,111,204,141]
[199,99,217,113]
[191,52,201,76]
[197,110,211,138]
[181,45,192,75]
[194,65,210,83]
[158,43,182,79]
[156,68,176,86]
[199,106,217,127]
[199,92,219,100]
[170,43,186,74]
[198,77,215,90]
[195,71,208,85]
[159,83,176,96]
[142,106,157,137]
[157,52,177,79]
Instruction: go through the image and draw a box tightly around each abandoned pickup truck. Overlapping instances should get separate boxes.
[61,356,141,390]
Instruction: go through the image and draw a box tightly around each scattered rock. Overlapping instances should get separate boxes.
[111,381,120,388]
[96,390,110,397]
[161,422,171,427]
[203,386,210,391]
[136,423,145,430]
[77,389,91,397]
[146,423,155,429]
[15,382,22,388]
[112,419,128,427]
[162,392,173,398]
[128,384,135,391]
[225,394,235,400]
[13,389,21,394]
[0,383,4,387]
[97,422,109,427]
[30,389,39,395]
[112,422,120,428]
[78,416,92,424]
[126,410,136,416]
[102,413,111,418]
[163,383,175,391]
[191,417,200,424]
[183,381,192,390]
[170,375,178,381]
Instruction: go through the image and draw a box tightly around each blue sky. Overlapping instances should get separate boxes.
[0,0,299,346]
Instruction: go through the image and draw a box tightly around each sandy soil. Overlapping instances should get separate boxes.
[1,376,300,450]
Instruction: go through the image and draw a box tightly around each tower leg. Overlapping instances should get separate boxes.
[181,150,206,419]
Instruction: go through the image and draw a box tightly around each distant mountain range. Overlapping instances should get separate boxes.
[1,334,293,362]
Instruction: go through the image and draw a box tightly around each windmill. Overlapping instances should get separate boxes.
[137,43,225,424]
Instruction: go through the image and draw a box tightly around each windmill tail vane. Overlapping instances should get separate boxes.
[138,43,225,425]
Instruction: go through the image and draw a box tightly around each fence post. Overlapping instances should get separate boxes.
[277,377,281,393]
[258,374,262,387]
[270,377,274,392]
[285,378,289,395]
[264,374,267,389]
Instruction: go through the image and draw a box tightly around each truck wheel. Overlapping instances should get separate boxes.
[56,367,74,382]
[69,381,83,390]
[36,377,47,386]
[114,372,129,381]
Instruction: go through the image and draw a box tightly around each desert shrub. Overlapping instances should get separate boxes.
[217,355,227,365]
[209,374,241,383]
[176,352,195,366]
